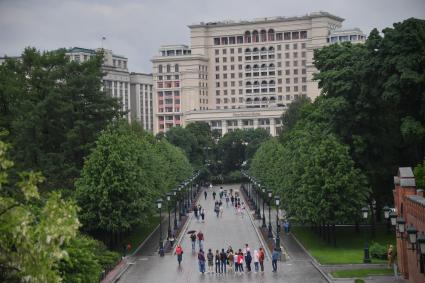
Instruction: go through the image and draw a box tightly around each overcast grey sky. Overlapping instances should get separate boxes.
[1,0,424,73]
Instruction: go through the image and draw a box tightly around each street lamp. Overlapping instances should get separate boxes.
[275,195,281,251]
[383,206,391,233]
[178,186,183,219]
[361,206,371,263]
[157,198,164,256]
[172,189,178,230]
[406,225,417,250]
[261,186,267,228]
[389,211,397,226]
[267,190,273,239]
[397,217,406,234]
[166,193,172,240]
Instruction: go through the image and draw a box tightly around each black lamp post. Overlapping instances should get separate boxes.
[383,206,391,233]
[166,193,172,240]
[267,190,273,238]
[417,233,425,273]
[362,206,371,263]
[261,186,267,228]
[178,186,183,219]
[256,182,261,218]
[172,189,178,230]
[275,195,281,251]
[157,198,164,256]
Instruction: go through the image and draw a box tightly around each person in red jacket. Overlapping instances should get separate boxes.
[197,231,204,250]
[175,245,183,266]
[258,247,265,273]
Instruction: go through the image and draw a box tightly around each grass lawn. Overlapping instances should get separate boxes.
[113,216,160,254]
[292,225,395,264]
[331,268,393,278]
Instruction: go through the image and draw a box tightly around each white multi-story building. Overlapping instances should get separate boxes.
[66,47,154,131]
[67,47,131,119]
[130,73,154,132]
[152,12,365,136]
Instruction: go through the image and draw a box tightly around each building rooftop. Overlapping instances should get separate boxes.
[407,195,425,208]
[67,47,127,59]
[188,11,344,28]
[330,28,365,35]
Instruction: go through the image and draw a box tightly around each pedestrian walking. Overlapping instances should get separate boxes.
[225,195,229,207]
[253,250,259,273]
[207,249,214,274]
[197,231,204,251]
[213,191,216,200]
[228,250,234,273]
[237,250,244,273]
[194,206,199,220]
[198,249,206,274]
[169,231,175,247]
[204,191,207,200]
[220,248,227,274]
[219,205,224,218]
[215,250,220,274]
[200,209,205,223]
[209,183,213,190]
[246,250,252,272]
[214,203,220,218]
[190,233,196,252]
[259,247,265,273]
[272,248,281,272]
[231,195,234,205]
[175,245,183,266]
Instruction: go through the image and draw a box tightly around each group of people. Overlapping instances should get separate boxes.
[193,204,205,222]
[174,185,282,275]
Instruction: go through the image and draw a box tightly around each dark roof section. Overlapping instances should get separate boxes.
[407,195,425,208]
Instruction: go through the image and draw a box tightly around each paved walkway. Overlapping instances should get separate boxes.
[118,184,326,283]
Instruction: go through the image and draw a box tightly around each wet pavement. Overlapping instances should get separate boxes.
[118,184,327,283]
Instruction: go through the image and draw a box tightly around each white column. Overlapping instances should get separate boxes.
[221,120,228,135]
[270,118,276,137]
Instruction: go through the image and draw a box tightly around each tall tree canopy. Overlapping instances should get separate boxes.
[0,48,121,191]
[76,121,192,244]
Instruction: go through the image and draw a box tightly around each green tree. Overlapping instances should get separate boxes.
[414,158,425,190]
[76,121,192,246]
[57,234,120,283]
[0,48,121,191]
[0,138,80,282]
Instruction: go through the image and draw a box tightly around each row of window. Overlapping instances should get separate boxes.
[158,75,179,81]
[112,59,127,69]
[214,43,306,57]
[213,30,308,45]
[157,81,180,88]
[158,64,179,73]
[158,91,180,97]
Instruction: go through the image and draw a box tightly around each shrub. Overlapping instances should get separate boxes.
[354,279,365,283]
[369,242,387,260]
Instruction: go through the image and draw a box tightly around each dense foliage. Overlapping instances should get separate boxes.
[76,121,192,246]
[311,18,425,207]
[0,138,80,282]
[0,48,121,191]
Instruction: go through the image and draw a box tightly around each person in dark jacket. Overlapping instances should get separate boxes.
[207,249,214,274]
[198,249,206,274]
[272,248,281,272]
[215,250,221,274]
[245,250,252,272]
[220,248,227,273]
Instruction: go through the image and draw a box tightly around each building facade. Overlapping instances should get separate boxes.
[66,48,154,131]
[393,167,425,283]
[152,12,365,136]
[130,73,154,132]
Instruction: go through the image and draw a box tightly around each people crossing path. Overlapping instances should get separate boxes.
[118,184,327,283]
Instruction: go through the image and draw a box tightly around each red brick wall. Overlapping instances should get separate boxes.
[394,184,425,283]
